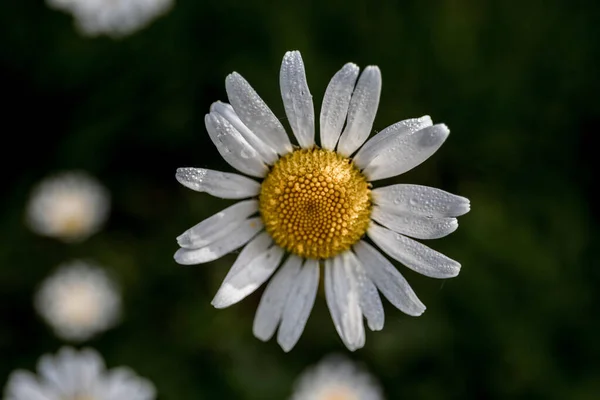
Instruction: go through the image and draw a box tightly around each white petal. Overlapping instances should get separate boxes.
[210,101,279,165]
[280,51,315,148]
[253,255,302,341]
[176,200,258,249]
[277,259,319,352]
[174,217,263,265]
[319,63,360,150]
[221,231,273,284]
[211,245,284,309]
[362,124,450,181]
[205,113,268,178]
[346,251,384,331]
[372,184,471,218]
[353,240,426,316]
[175,168,260,199]
[4,371,51,400]
[103,367,156,400]
[324,255,365,351]
[367,224,461,279]
[353,116,433,169]
[336,66,382,157]
[225,72,292,155]
[371,206,458,240]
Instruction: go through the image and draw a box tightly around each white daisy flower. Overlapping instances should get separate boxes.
[290,355,383,400]
[26,171,110,243]
[174,50,471,351]
[35,260,121,342]
[3,346,156,400]
[46,0,174,37]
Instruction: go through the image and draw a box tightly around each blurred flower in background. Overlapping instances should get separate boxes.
[25,171,110,243]
[35,260,121,342]
[290,355,384,400]
[3,347,156,400]
[174,50,470,352]
[45,0,174,38]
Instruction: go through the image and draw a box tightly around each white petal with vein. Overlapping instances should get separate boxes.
[280,51,315,148]
[205,113,268,178]
[367,224,461,278]
[345,251,384,331]
[372,184,471,218]
[325,255,365,351]
[225,72,292,155]
[353,240,426,316]
[353,116,433,169]
[211,101,279,165]
[319,63,359,150]
[277,259,319,352]
[371,206,458,240]
[211,245,284,309]
[362,124,450,181]
[253,255,302,341]
[174,217,263,265]
[175,168,260,199]
[336,66,381,157]
[221,231,272,284]
[176,200,258,249]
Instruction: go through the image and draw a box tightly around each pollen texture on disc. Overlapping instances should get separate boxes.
[259,148,371,259]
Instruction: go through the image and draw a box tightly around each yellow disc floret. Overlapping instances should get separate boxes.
[259,148,371,259]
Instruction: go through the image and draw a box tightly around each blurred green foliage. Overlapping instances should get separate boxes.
[1,0,598,399]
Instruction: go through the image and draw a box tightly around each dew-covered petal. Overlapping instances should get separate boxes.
[362,124,450,181]
[174,217,263,265]
[319,63,359,150]
[325,255,365,351]
[225,72,292,155]
[253,255,302,341]
[3,371,51,400]
[176,200,258,249]
[175,168,260,199]
[336,66,381,157]
[211,101,279,165]
[353,240,426,316]
[345,251,384,331]
[371,206,458,240]
[221,231,273,284]
[205,112,268,178]
[280,51,315,149]
[353,116,432,169]
[277,259,319,352]
[211,245,284,309]
[372,184,471,218]
[367,224,461,278]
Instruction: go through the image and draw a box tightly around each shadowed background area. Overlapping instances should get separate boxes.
[1,0,598,398]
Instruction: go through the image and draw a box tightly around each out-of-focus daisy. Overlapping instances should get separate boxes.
[3,346,156,400]
[35,260,121,341]
[26,171,110,243]
[46,0,173,38]
[290,355,384,400]
[174,50,471,351]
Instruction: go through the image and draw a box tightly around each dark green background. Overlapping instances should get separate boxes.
[1,0,598,398]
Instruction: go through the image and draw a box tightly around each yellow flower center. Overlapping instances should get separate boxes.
[259,148,371,259]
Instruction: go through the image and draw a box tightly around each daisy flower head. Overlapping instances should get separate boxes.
[35,260,121,342]
[290,355,383,400]
[174,50,471,351]
[46,0,174,38]
[3,346,156,400]
[26,171,110,243]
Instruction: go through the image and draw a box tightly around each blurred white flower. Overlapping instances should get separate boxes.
[290,355,384,400]
[3,347,156,400]
[26,171,110,243]
[35,260,121,341]
[46,0,174,37]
